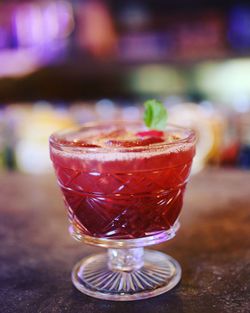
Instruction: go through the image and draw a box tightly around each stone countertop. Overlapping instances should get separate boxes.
[0,168,249,313]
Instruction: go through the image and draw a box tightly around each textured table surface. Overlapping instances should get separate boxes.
[0,168,249,313]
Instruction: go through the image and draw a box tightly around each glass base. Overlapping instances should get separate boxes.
[72,249,181,301]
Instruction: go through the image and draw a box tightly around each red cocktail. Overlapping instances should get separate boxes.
[50,120,196,301]
[50,121,195,239]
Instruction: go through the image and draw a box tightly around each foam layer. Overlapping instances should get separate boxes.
[51,142,194,162]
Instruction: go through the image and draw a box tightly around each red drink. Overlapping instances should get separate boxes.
[50,121,196,240]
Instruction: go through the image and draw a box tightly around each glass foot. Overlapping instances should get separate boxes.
[72,249,181,301]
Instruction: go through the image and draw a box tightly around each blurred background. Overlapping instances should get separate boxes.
[1,0,250,173]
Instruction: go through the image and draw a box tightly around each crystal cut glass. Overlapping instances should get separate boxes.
[49,121,196,301]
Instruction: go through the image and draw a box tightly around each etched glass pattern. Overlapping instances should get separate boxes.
[56,162,191,239]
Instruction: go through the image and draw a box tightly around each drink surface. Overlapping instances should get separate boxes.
[50,123,196,239]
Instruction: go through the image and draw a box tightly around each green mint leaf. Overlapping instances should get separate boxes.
[144,99,167,130]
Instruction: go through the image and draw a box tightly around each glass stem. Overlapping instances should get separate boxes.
[108,248,144,272]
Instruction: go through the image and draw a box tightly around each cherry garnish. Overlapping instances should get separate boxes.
[136,130,164,138]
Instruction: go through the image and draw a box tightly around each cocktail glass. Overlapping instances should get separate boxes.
[49,121,196,301]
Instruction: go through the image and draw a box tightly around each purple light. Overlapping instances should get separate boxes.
[0,1,75,77]
[14,3,44,47]
[0,48,39,77]
[14,1,74,47]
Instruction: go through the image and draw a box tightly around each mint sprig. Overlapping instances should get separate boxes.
[144,99,167,130]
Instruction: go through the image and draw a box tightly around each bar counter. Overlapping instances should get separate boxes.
[0,168,249,313]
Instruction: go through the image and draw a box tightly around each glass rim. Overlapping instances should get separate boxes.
[49,120,196,153]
